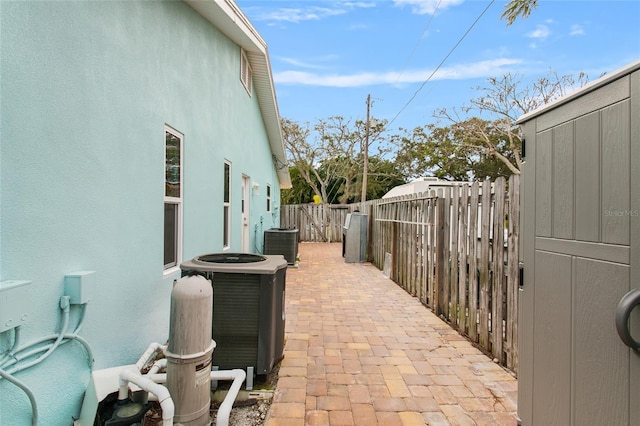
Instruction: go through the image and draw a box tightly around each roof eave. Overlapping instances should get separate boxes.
[183,0,292,189]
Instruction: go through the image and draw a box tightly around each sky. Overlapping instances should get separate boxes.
[236,0,640,134]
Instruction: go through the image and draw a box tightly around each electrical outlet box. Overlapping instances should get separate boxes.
[0,280,32,333]
[65,271,96,305]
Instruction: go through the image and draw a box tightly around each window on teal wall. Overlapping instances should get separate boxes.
[240,48,252,96]
[267,184,272,212]
[223,161,231,249]
[164,126,183,271]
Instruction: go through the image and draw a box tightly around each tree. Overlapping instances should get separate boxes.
[281,118,330,203]
[316,117,362,204]
[433,70,588,175]
[501,0,538,25]
[280,167,316,205]
[394,121,515,182]
[280,116,391,204]
[364,157,407,200]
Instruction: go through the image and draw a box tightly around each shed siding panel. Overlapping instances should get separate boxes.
[535,129,553,237]
[601,100,630,245]
[533,251,572,426]
[575,112,601,242]
[573,258,629,426]
[552,122,574,239]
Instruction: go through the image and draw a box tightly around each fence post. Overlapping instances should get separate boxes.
[435,189,446,316]
[492,177,506,363]
[442,188,451,320]
[450,186,460,326]
[478,180,491,350]
[392,216,398,283]
[458,184,469,333]
[468,183,479,342]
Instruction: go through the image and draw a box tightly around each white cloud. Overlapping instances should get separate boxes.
[255,7,347,23]
[247,2,375,24]
[392,0,463,15]
[277,57,326,69]
[277,55,340,69]
[273,58,523,87]
[342,2,376,8]
[527,24,550,40]
[570,24,585,36]
[348,22,370,30]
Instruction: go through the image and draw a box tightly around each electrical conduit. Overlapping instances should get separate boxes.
[9,297,70,374]
[1,333,93,373]
[1,302,94,374]
[0,296,89,426]
[0,368,38,426]
[0,325,23,365]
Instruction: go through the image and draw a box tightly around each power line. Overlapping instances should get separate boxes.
[394,0,443,85]
[387,0,496,128]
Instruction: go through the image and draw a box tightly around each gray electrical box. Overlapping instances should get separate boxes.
[0,280,32,333]
[343,212,368,263]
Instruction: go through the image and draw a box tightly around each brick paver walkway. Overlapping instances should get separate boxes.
[266,242,517,426]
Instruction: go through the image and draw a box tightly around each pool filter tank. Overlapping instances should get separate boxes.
[166,275,215,425]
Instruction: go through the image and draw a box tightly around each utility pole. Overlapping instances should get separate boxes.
[361,94,371,202]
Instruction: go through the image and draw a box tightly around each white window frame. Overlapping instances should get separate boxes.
[223,160,231,250]
[164,126,183,275]
[240,48,252,96]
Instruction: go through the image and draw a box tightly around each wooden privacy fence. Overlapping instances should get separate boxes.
[280,203,360,242]
[280,175,520,373]
[366,175,520,372]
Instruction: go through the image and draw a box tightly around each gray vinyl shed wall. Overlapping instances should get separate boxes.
[517,60,640,426]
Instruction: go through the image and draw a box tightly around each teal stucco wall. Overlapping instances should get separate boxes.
[0,1,281,423]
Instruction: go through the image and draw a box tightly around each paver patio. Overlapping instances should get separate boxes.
[266,242,517,426]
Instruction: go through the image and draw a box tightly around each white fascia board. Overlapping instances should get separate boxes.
[183,0,291,189]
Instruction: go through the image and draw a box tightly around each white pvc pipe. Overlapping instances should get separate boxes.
[135,342,166,372]
[147,358,167,375]
[143,373,167,384]
[211,369,247,426]
[141,369,247,426]
[118,368,174,426]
